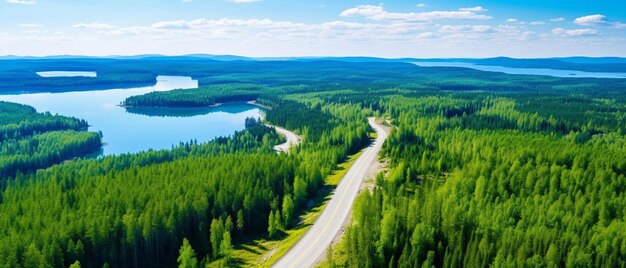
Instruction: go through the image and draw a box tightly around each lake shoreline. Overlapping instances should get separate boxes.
[0,76,263,155]
[412,61,626,79]
[247,100,272,110]
[0,81,157,96]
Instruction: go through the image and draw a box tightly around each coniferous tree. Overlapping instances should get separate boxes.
[177,239,197,268]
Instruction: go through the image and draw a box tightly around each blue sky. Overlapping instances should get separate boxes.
[1,0,625,57]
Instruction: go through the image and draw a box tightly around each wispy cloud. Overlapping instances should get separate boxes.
[3,3,621,57]
[150,18,307,30]
[19,23,43,28]
[340,5,492,21]
[439,25,492,33]
[73,23,115,30]
[459,6,487,12]
[574,14,626,28]
[416,3,427,8]
[83,15,549,55]
[415,32,435,39]
[552,27,597,37]
[6,0,36,5]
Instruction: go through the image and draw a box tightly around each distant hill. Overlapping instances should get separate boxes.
[555,57,626,64]
[465,57,626,73]
[2,54,626,73]
[403,56,626,73]
[183,54,255,61]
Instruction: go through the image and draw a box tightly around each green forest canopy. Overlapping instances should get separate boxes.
[2,59,626,267]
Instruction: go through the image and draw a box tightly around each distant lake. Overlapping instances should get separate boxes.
[412,62,626,79]
[37,71,98,77]
[0,76,262,155]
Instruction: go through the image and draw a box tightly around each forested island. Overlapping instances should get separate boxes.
[1,58,626,267]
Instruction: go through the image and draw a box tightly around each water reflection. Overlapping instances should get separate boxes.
[126,102,262,118]
[37,71,98,77]
[0,76,262,155]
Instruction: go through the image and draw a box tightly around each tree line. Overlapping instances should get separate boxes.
[0,96,372,267]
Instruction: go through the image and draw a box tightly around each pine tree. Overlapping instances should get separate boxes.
[268,210,277,238]
[282,194,295,227]
[210,218,225,258]
[294,177,307,207]
[177,238,198,268]
[23,243,45,268]
[421,251,435,268]
[220,231,233,264]
[236,209,245,232]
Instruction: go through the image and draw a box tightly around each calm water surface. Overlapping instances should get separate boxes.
[412,62,626,79]
[37,71,98,77]
[0,76,262,155]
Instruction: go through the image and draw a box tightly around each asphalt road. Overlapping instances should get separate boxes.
[273,117,388,268]
[270,125,302,153]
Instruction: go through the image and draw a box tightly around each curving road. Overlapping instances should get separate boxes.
[273,117,388,268]
[269,124,301,153]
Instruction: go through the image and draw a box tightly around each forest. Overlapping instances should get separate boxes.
[122,84,261,107]
[120,60,626,267]
[0,91,370,267]
[336,94,626,267]
[2,58,626,267]
[0,101,102,178]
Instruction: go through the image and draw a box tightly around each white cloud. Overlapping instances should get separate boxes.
[574,15,608,26]
[415,32,436,39]
[416,3,427,8]
[319,21,372,29]
[151,20,190,29]
[341,5,384,18]
[4,8,622,58]
[518,31,537,41]
[340,5,492,21]
[496,24,518,32]
[100,18,433,45]
[440,25,492,33]
[19,24,43,28]
[74,15,551,50]
[529,21,545,25]
[6,0,36,4]
[228,0,261,3]
[574,14,626,28]
[106,26,160,35]
[73,23,115,30]
[150,18,307,30]
[552,27,597,37]
[550,17,565,22]
[459,6,487,12]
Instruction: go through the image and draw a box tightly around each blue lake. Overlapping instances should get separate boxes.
[37,71,98,77]
[0,76,262,155]
[412,62,626,79]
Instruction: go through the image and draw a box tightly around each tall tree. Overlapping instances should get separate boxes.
[177,239,197,268]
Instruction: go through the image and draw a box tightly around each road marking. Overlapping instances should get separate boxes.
[286,148,369,268]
